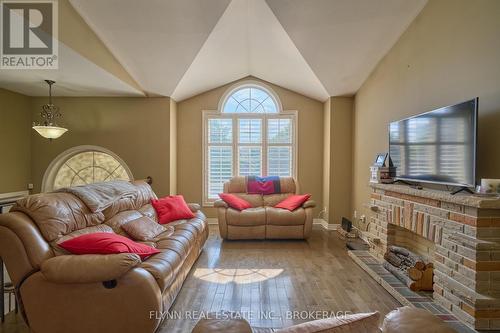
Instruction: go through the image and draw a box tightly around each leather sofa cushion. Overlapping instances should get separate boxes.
[13,192,105,242]
[141,217,207,291]
[276,312,379,333]
[226,208,266,226]
[263,194,291,206]
[41,253,141,283]
[381,307,456,333]
[121,216,166,241]
[232,194,263,207]
[137,204,158,222]
[105,210,144,236]
[223,176,296,194]
[266,207,305,226]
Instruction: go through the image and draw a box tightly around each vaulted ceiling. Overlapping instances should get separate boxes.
[0,0,427,101]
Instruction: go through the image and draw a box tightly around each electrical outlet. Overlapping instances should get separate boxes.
[27,183,34,190]
[353,210,357,219]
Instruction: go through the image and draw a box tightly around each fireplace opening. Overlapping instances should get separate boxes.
[383,245,434,292]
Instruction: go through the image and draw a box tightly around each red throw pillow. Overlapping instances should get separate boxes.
[219,193,252,211]
[58,232,160,260]
[151,195,195,224]
[275,194,311,211]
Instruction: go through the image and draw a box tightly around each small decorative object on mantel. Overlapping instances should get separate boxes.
[370,153,396,184]
[475,179,500,197]
[32,80,68,140]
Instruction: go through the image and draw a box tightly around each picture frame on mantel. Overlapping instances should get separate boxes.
[374,153,388,167]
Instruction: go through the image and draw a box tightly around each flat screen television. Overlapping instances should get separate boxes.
[389,98,478,187]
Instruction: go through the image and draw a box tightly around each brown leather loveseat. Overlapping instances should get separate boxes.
[215,176,315,240]
[0,180,208,333]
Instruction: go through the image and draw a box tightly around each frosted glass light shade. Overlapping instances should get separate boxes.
[33,126,68,139]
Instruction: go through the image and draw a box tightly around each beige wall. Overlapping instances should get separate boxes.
[353,0,500,227]
[30,97,172,196]
[177,77,324,218]
[169,98,177,195]
[322,99,331,221]
[0,89,31,193]
[326,97,354,225]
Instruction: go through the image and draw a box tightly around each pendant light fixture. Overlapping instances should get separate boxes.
[32,80,68,140]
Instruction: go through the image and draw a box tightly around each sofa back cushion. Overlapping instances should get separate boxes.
[13,192,105,242]
[223,177,297,208]
[12,181,157,244]
[263,193,291,207]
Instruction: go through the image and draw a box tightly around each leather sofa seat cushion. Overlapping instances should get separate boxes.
[12,192,105,242]
[266,207,305,226]
[226,207,266,226]
[263,194,291,207]
[141,217,207,291]
[121,216,166,241]
[52,224,114,256]
[140,248,182,291]
[381,307,456,333]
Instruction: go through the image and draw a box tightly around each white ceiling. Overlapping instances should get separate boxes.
[0,41,144,97]
[1,0,427,101]
[266,0,427,97]
[70,0,231,97]
[172,0,329,101]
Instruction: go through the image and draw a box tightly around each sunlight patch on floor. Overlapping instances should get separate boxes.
[193,268,284,284]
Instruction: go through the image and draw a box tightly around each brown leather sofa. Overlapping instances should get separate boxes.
[215,177,315,240]
[0,181,208,333]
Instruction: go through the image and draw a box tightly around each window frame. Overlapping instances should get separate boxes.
[203,85,297,206]
[41,145,133,193]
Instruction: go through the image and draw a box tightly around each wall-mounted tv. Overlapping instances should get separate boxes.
[389,98,478,187]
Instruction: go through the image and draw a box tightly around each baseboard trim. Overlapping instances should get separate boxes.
[313,219,338,231]
[206,217,337,231]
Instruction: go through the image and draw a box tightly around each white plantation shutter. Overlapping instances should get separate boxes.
[239,147,262,176]
[268,146,291,176]
[208,146,233,199]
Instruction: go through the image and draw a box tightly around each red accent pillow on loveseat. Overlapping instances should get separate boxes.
[219,193,252,211]
[151,195,196,224]
[275,194,311,211]
[58,232,160,260]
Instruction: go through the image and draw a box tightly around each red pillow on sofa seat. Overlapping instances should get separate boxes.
[275,194,311,211]
[219,193,252,211]
[58,232,160,260]
[151,195,195,224]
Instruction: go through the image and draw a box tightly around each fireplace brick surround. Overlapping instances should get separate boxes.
[366,183,500,331]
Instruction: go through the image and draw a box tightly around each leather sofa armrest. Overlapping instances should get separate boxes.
[303,200,316,209]
[188,203,201,212]
[41,253,141,284]
[214,200,228,208]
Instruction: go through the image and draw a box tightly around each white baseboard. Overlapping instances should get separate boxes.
[313,218,338,231]
[206,217,338,231]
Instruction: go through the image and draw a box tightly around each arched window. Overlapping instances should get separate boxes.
[203,82,297,205]
[222,86,279,113]
[42,146,133,192]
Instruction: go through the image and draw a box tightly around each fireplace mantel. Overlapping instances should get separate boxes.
[370,183,500,208]
[367,183,500,331]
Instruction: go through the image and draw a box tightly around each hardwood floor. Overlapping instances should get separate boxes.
[0,226,401,333]
[159,225,400,332]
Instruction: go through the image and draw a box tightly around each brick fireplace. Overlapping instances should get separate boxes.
[366,183,500,331]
